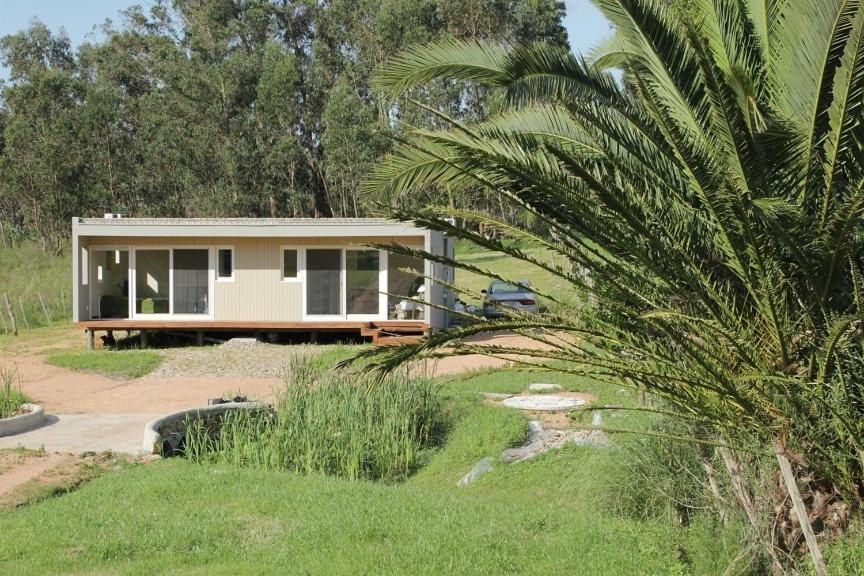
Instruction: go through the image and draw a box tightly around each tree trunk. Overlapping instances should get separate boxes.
[3,293,18,336]
[719,447,759,527]
[18,298,30,330]
[701,450,727,525]
[773,439,828,576]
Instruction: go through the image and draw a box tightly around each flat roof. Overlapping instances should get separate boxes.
[73,217,426,238]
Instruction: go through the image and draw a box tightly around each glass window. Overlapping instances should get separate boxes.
[217,248,233,280]
[282,249,298,280]
[306,249,342,315]
[173,249,209,314]
[347,250,379,315]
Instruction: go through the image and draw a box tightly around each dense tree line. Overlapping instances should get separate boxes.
[0,0,567,250]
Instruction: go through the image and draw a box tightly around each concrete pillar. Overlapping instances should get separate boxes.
[86,330,94,350]
[197,330,204,346]
[140,330,148,348]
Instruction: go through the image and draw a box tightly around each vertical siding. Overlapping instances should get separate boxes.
[83,234,424,321]
[214,238,301,321]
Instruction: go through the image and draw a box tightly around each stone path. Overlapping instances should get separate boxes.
[0,414,159,455]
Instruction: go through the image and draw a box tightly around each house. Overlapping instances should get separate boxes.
[72,217,454,347]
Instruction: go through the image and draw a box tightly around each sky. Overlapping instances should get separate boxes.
[0,0,611,79]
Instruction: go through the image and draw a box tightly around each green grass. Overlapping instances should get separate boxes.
[0,385,722,575]
[0,459,690,576]
[45,350,162,379]
[0,352,747,574]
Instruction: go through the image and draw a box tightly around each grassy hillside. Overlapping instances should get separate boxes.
[0,242,71,333]
[454,240,575,307]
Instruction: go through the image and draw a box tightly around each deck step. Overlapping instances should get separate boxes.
[374,335,424,346]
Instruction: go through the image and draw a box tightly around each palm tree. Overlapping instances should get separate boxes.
[363,1,864,573]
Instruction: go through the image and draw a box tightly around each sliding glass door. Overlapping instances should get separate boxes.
[173,249,210,315]
[306,249,342,316]
[346,250,381,317]
[90,249,130,319]
[135,250,170,315]
[302,248,386,320]
[132,248,213,318]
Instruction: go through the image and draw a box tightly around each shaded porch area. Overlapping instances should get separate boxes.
[75,319,428,348]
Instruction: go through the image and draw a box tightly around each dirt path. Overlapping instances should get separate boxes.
[7,354,281,414]
[6,331,552,413]
[420,331,559,375]
[0,452,76,497]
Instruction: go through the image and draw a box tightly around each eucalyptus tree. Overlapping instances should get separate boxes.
[366,1,864,572]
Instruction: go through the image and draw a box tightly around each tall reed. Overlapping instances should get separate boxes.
[0,367,28,419]
[184,357,440,481]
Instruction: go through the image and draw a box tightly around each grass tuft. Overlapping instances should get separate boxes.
[0,367,29,419]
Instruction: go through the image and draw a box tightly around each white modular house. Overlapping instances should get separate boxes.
[72,217,454,346]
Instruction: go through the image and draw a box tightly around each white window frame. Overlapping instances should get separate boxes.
[215,246,235,282]
[130,246,215,320]
[280,246,302,283]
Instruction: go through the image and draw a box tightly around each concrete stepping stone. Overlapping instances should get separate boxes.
[457,457,493,486]
[528,383,562,392]
[481,392,513,400]
[501,395,585,411]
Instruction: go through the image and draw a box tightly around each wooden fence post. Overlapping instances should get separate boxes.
[3,293,18,336]
[37,293,51,325]
[18,298,30,330]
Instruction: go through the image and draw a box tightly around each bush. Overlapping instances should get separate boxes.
[0,367,29,419]
[184,357,441,481]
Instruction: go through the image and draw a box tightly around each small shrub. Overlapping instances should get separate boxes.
[184,356,441,481]
[0,367,29,419]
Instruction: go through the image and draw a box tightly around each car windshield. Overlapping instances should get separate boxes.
[489,282,529,295]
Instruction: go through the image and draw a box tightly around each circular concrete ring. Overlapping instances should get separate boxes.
[501,395,585,411]
[0,404,46,437]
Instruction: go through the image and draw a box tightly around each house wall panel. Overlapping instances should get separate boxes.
[83,235,424,321]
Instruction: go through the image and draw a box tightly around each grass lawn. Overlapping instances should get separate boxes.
[0,458,688,576]
[0,354,741,575]
[44,350,162,379]
[454,240,574,307]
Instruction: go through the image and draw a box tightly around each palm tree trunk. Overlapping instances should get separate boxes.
[701,452,727,525]
[773,439,828,576]
[719,447,759,527]
[719,446,784,572]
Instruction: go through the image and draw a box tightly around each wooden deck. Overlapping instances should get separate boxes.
[75,319,427,347]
